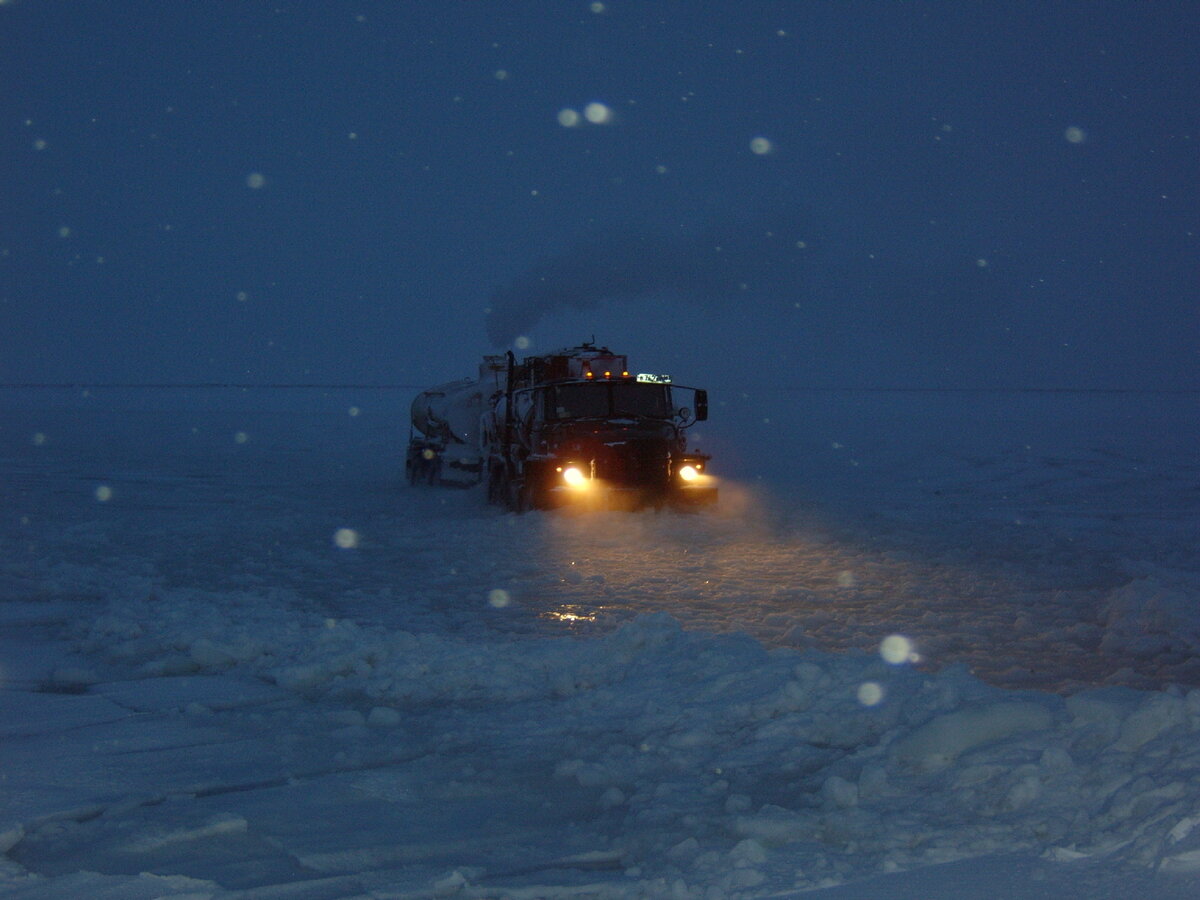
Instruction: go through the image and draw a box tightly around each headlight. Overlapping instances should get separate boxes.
[678,464,700,482]
[561,466,587,487]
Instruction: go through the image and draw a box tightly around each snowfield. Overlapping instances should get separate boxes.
[1,387,1198,898]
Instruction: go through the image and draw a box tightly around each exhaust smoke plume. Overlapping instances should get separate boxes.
[484,215,812,347]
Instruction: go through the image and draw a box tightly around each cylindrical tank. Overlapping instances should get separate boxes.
[410,378,484,447]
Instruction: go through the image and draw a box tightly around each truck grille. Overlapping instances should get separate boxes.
[595,438,670,487]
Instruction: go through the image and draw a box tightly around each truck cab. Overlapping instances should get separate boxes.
[484,344,715,511]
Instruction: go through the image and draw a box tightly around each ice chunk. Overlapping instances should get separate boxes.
[600,787,626,808]
[734,805,815,846]
[1101,574,1200,658]
[433,869,472,896]
[1002,769,1042,811]
[124,814,247,852]
[1161,814,1200,873]
[730,837,767,865]
[892,701,1054,770]
[668,836,700,861]
[821,774,859,809]
[367,706,402,727]
[0,824,23,854]
[1113,693,1188,752]
[50,666,100,689]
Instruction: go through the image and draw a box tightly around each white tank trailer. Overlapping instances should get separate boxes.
[406,356,507,487]
[407,342,715,511]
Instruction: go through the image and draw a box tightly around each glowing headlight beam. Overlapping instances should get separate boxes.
[562,466,587,487]
[678,465,700,481]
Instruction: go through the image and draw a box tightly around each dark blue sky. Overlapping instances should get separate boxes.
[2,1,1196,389]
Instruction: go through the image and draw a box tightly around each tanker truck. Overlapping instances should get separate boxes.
[407,342,715,510]
[405,368,499,488]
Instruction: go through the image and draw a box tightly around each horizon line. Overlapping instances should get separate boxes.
[1,382,1196,396]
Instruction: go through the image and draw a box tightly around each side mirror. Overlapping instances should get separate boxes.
[694,390,708,421]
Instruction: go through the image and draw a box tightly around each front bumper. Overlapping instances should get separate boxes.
[541,481,717,511]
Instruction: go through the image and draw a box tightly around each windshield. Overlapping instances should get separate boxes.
[551,382,671,420]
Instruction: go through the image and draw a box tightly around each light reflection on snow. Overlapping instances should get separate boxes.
[542,606,600,624]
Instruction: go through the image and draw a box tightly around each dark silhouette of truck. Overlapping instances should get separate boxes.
[407,342,715,511]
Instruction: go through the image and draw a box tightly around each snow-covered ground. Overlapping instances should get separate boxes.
[2,386,1198,898]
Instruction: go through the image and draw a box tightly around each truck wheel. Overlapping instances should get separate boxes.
[487,468,505,506]
[517,484,541,513]
[408,457,426,487]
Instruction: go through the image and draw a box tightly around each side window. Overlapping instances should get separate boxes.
[553,386,571,419]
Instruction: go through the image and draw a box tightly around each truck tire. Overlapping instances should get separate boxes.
[517,483,542,513]
[408,456,427,487]
[487,466,506,506]
[509,480,527,513]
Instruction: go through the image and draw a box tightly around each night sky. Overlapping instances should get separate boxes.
[2,1,1196,390]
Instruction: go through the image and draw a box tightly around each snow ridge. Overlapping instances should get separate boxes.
[69,583,1200,895]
